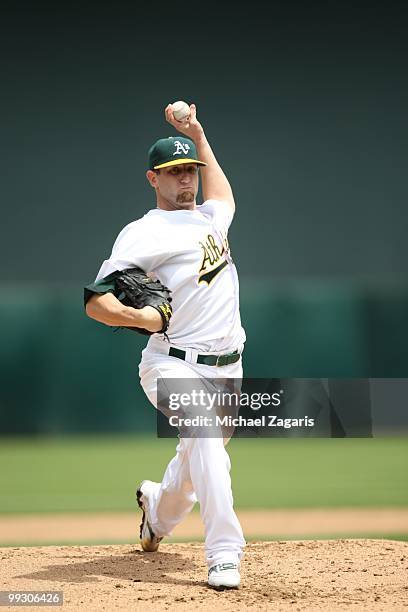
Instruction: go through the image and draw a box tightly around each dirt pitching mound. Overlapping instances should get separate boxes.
[2,540,408,611]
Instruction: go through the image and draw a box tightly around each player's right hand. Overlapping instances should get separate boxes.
[165,103,204,142]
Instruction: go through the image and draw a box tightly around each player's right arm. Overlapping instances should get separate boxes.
[86,292,163,332]
[165,103,235,216]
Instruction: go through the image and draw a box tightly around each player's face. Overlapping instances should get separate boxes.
[147,163,200,210]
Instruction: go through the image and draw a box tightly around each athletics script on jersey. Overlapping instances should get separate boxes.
[198,233,231,285]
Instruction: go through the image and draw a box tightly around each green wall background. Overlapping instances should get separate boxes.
[1,280,407,434]
[2,3,407,283]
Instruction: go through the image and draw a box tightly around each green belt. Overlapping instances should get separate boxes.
[168,347,240,367]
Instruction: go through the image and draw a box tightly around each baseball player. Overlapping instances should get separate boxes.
[85,103,246,589]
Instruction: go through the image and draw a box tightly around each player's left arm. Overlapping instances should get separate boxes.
[165,103,235,216]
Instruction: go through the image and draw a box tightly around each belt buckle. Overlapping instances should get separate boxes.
[215,354,223,367]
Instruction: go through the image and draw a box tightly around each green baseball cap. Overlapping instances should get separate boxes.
[148,136,207,170]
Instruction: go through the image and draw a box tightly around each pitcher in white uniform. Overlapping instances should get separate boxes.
[85,103,246,589]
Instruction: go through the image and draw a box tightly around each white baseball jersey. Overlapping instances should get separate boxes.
[95,199,246,352]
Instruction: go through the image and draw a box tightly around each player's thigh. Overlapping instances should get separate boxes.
[139,353,203,409]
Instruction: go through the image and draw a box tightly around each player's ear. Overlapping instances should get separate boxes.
[146,170,158,188]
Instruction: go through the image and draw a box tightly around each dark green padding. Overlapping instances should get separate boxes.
[83,273,117,307]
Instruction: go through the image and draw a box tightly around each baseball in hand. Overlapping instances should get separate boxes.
[172,100,191,123]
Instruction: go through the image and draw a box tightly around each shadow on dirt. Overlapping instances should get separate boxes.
[17,548,200,587]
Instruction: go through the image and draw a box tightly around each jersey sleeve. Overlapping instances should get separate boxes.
[198,199,234,234]
[94,219,166,282]
[83,273,117,307]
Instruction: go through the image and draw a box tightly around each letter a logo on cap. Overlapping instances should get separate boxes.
[173,140,190,156]
[147,136,206,169]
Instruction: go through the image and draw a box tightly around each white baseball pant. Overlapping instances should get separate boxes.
[138,337,245,567]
